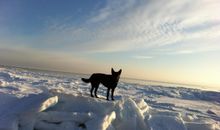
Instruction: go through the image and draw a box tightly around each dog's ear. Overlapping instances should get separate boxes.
[111,68,115,74]
[118,69,122,74]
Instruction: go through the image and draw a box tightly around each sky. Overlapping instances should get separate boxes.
[0,0,220,89]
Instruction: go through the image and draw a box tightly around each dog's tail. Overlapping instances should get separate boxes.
[81,78,90,83]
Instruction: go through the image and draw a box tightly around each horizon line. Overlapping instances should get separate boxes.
[1,63,217,92]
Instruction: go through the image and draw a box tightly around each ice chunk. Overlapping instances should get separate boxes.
[36,91,150,130]
[86,111,116,130]
[0,92,58,130]
[114,98,150,130]
[148,115,186,130]
[19,96,58,130]
[38,95,58,112]
[134,98,149,116]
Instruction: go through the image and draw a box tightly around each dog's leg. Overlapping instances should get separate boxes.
[90,86,94,97]
[111,88,115,100]
[94,87,99,98]
[106,88,110,100]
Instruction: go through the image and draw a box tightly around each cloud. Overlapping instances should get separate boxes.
[3,0,219,55]
[43,0,219,55]
[132,55,153,59]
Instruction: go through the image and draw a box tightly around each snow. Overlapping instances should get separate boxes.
[0,66,220,130]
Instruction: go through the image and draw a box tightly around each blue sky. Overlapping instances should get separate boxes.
[0,0,220,89]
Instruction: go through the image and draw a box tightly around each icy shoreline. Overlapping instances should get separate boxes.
[0,66,220,130]
[1,89,219,130]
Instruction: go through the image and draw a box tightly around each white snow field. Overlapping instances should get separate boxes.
[0,66,220,130]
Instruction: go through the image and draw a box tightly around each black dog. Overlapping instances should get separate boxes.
[81,68,122,100]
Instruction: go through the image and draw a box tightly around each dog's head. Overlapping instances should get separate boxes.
[111,68,122,81]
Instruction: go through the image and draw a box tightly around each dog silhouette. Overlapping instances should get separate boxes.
[82,68,122,100]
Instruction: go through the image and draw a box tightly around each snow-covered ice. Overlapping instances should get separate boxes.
[0,66,220,130]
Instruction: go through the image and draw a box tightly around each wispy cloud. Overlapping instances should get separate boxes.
[38,0,220,55]
[1,0,219,56]
[132,55,153,59]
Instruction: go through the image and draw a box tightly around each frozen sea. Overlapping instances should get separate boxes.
[0,65,220,130]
